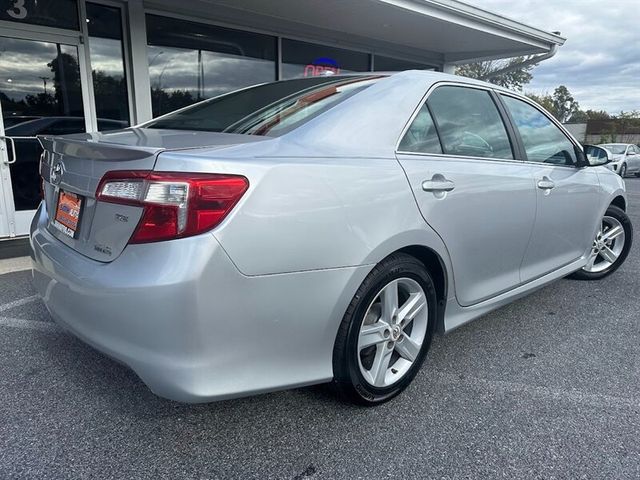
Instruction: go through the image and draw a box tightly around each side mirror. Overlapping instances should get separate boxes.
[583,145,610,167]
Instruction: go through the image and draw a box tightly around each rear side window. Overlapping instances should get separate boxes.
[398,103,442,154]
[426,86,514,159]
[501,95,577,166]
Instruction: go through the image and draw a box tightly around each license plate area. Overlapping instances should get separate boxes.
[53,190,83,238]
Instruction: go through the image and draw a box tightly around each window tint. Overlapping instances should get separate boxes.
[145,76,380,136]
[398,103,442,153]
[427,86,513,159]
[502,95,577,166]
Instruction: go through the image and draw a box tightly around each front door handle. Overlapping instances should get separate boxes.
[422,174,455,193]
[537,177,555,190]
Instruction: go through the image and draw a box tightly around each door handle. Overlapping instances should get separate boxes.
[537,177,555,190]
[422,174,455,193]
[0,136,16,165]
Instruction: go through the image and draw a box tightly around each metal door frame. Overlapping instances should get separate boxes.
[0,24,95,238]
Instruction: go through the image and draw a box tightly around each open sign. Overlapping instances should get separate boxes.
[304,57,341,77]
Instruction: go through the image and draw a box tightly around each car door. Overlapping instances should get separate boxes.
[397,84,537,307]
[627,145,640,173]
[499,94,602,281]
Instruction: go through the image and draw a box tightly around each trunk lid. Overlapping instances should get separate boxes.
[39,128,267,262]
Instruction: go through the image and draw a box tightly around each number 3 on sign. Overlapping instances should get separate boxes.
[7,0,27,20]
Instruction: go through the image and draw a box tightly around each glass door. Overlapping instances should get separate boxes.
[0,29,91,238]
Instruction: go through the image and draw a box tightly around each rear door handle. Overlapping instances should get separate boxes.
[422,175,455,193]
[537,177,555,190]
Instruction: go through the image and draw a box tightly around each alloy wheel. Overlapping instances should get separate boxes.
[583,215,626,273]
[357,278,428,388]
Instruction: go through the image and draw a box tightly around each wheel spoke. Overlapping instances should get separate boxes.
[380,280,399,323]
[395,336,421,362]
[370,344,393,386]
[584,251,598,271]
[397,292,426,327]
[358,322,389,350]
[600,246,618,264]
[602,225,623,242]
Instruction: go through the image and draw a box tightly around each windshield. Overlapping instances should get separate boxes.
[600,144,627,154]
[144,76,382,136]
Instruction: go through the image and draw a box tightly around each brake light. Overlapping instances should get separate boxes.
[96,171,249,243]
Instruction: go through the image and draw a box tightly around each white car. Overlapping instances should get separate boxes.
[597,143,640,177]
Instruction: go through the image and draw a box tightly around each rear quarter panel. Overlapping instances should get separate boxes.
[154,152,452,280]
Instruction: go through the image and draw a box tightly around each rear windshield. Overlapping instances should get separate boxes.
[144,76,381,136]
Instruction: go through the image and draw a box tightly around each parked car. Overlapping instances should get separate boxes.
[597,143,640,177]
[2,115,41,128]
[30,72,632,405]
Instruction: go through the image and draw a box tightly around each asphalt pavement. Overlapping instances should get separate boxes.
[1,179,639,479]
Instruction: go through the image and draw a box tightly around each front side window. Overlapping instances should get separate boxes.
[144,76,380,136]
[427,86,513,159]
[502,95,577,166]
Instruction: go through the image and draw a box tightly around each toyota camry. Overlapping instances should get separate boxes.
[30,71,632,405]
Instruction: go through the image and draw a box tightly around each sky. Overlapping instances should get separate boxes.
[476,0,640,114]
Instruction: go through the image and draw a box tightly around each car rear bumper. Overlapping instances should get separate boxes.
[30,203,369,402]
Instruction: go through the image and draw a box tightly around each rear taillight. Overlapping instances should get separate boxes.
[96,171,249,244]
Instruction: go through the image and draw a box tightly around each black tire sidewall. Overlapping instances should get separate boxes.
[334,254,437,404]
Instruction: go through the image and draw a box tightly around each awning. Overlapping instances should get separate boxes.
[145,0,565,65]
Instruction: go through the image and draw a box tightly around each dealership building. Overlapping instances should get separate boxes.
[0,0,563,250]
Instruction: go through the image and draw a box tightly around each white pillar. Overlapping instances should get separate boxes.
[126,0,153,124]
[442,63,456,75]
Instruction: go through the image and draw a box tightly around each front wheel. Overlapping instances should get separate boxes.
[332,253,437,405]
[619,163,627,178]
[569,205,632,280]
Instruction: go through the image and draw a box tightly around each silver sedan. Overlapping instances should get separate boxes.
[30,71,632,405]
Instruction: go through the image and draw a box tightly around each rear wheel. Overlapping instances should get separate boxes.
[332,253,436,405]
[569,205,632,280]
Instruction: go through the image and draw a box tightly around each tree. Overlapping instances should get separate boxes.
[525,92,556,116]
[456,56,537,90]
[551,85,580,123]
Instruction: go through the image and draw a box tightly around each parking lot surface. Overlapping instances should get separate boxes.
[1,179,639,479]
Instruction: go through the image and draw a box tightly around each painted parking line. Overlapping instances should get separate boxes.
[435,372,640,411]
[0,295,39,313]
[0,316,59,332]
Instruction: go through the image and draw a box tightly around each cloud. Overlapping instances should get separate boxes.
[477,0,640,113]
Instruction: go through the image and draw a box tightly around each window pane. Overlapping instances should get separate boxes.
[398,104,442,153]
[1,0,79,30]
[502,95,577,166]
[146,14,276,117]
[374,55,435,72]
[427,86,513,159]
[87,2,130,126]
[282,39,370,79]
[145,76,380,136]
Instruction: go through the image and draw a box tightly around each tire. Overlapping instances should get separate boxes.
[332,253,437,405]
[569,205,633,280]
[619,163,627,178]
[634,171,640,178]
